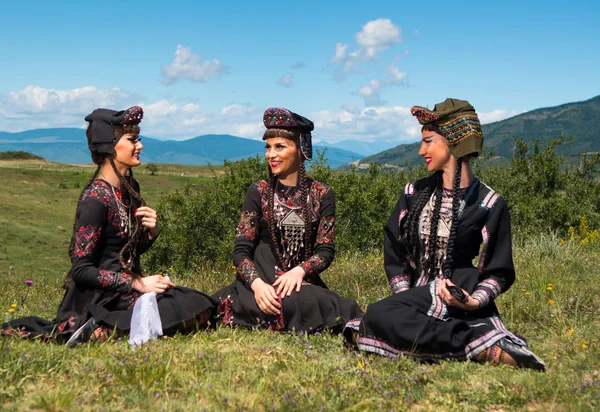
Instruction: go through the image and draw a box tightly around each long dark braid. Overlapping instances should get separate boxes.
[425,174,443,278]
[109,158,146,277]
[299,160,314,258]
[403,171,442,275]
[443,157,464,278]
[64,164,102,288]
[267,169,286,269]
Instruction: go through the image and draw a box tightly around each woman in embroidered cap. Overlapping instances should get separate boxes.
[343,98,545,370]
[213,108,362,332]
[2,106,216,345]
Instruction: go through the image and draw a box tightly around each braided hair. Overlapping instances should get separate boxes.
[404,122,465,279]
[264,128,313,269]
[443,156,464,278]
[64,123,144,288]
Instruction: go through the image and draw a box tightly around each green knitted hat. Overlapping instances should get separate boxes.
[411,98,483,159]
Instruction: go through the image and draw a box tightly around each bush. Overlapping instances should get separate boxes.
[0,151,44,160]
[477,136,600,236]
[145,138,600,273]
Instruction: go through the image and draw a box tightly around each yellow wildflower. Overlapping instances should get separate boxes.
[525,292,530,296]
[358,360,364,370]
[548,300,555,305]
[8,309,14,313]
[11,303,17,308]
[547,284,553,287]
[569,329,574,335]
[581,344,588,349]
[547,286,553,291]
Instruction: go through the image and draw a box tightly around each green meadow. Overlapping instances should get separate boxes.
[0,163,599,411]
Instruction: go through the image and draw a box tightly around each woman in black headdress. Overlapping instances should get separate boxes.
[213,107,362,332]
[343,99,545,370]
[2,106,216,345]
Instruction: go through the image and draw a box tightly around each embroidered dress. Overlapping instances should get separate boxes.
[2,179,216,341]
[343,175,536,361]
[213,179,362,332]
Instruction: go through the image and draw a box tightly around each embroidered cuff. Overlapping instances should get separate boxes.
[300,255,326,277]
[471,278,502,307]
[389,274,411,294]
[98,270,133,293]
[237,258,259,289]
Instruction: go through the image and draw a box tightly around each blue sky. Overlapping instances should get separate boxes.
[0,0,598,143]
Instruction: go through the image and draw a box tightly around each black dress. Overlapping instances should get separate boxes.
[2,179,216,341]
[213,179,362,333]
[343,176,543,363]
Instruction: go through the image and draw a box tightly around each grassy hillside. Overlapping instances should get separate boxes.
[361,95,600,167]
[0,167,598,410]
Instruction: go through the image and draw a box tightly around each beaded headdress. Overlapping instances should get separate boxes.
[263,107,314,161]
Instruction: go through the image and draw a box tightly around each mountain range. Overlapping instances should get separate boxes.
[359,95,600,167]
[0,129,363,169]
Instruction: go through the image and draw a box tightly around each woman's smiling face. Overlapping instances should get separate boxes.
[113,133,144,169]
[418,129,452,172]
[265,137,301,178]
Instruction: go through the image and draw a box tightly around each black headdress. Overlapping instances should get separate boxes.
[84,106,143,154]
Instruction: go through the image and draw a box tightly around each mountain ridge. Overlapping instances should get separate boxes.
[0,130,363,168]
[359,95,600,167]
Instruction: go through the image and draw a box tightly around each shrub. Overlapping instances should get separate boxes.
[145,138,600,273]
[0,151,44,160]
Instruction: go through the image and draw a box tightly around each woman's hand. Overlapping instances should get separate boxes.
[251,279,281,315]
[135,206,159,238]
[273,266,305,298]
[437,278,480,311]
[132,275,175,294]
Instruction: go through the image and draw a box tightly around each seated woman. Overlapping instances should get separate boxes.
[2,106,216,345]
[343,99,545,370]
[214,108,362,332]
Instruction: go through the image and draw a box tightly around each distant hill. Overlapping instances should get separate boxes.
[359,95,600,167]
[316,138,399,156]
[0,130,363,168]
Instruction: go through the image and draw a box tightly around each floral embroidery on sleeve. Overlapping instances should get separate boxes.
[236,211,258,241]
[316,216,335,245]
[300,256,326,277]
[237,258,259,288]
[73,225,102,257]
[98,270,133,293]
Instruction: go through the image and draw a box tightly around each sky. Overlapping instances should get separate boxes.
[0,0,598,144]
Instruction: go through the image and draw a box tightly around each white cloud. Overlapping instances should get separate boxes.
[310,105,416,143]
[329,19,401,73]
[355,19,401,59]
[0,85,521,142]
[276,73,294,88]
[0,86,263,140]
[329,42,348,65]
[354,62,407,106]
[161,45,229,85]
[356,79,383,106]
[290,61,305,69]
[478,109,522,124]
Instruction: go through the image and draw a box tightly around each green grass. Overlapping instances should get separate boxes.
[1,168,599,411]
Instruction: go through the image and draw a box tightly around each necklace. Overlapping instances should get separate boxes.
[105,180,131,236]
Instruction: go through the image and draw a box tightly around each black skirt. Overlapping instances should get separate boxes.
[2,284,217,341]
[214,279,363,334]
[343,267,530,360]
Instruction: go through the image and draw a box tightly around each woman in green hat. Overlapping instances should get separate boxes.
[343,98,545,370]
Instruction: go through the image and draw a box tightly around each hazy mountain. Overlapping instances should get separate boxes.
[0,130,363,168]
[316,139,400,156]
[358,95,600,167]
